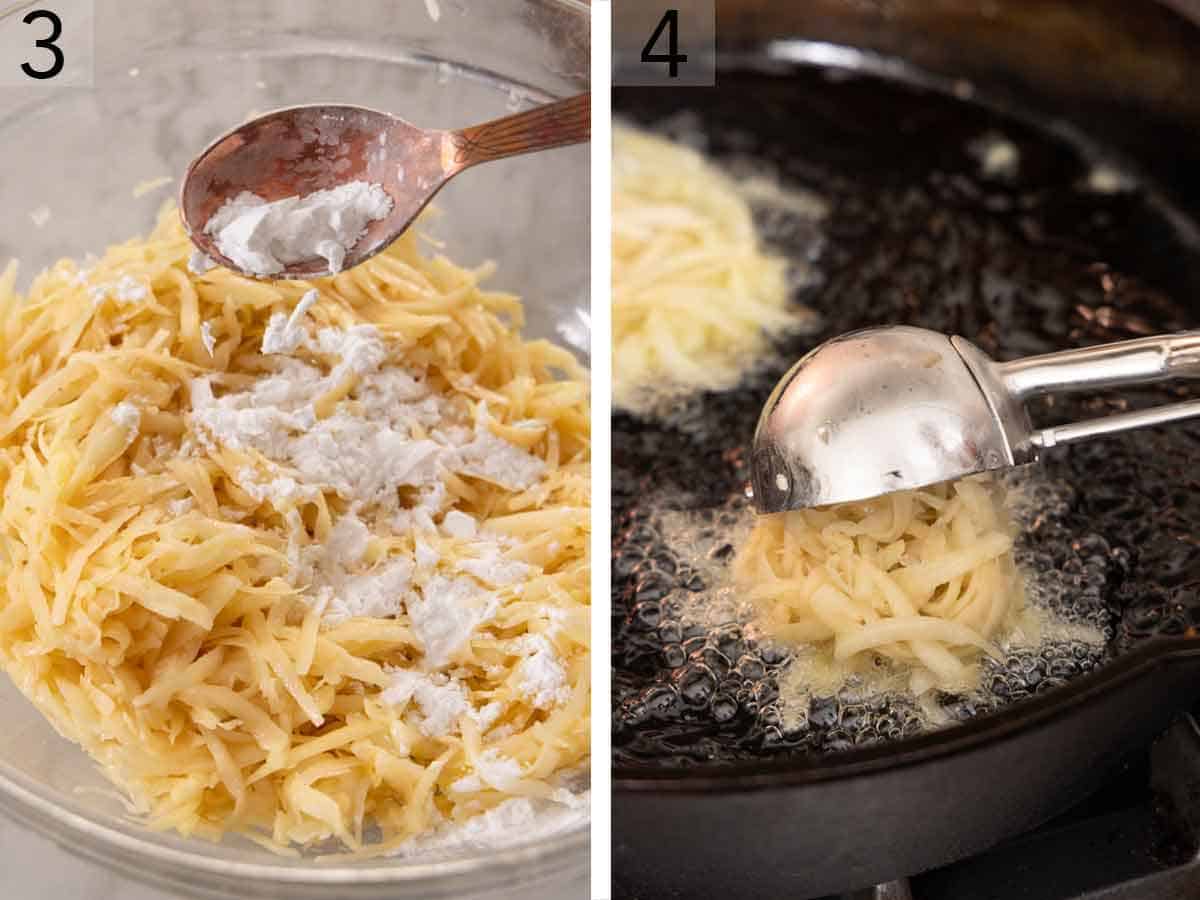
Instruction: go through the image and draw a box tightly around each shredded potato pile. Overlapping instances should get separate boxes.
[612,125,806,411]
[735,477,1023,695]
[0,208,589,853]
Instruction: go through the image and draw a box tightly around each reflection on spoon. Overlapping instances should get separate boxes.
[180,94,590,280]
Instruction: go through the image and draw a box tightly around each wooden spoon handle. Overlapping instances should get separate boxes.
[448,93,590,168]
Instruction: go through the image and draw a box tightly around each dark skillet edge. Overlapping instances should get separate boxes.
[614,637,1200,790]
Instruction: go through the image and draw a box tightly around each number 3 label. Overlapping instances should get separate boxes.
[0,1,91,86]
[21,9,65,80]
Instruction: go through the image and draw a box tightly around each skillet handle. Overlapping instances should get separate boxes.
[999,330,1200,400]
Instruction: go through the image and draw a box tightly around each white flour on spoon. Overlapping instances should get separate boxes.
[204,181,393,276]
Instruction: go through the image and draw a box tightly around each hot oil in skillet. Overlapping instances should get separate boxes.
[611,68,1200,768]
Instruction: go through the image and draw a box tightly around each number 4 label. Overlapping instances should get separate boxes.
[641,9,688,78]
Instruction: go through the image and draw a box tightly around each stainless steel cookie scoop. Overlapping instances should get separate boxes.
[750,325,1200,513]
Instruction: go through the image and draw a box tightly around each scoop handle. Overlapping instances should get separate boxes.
[446,93,590,169]
[1032,399,1200,448]
[1004,331,1200,449]
[998,330,1200,399]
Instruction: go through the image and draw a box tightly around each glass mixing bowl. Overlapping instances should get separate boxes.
[0,1,589,897]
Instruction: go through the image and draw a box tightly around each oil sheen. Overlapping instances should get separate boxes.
[612,67,1200,768]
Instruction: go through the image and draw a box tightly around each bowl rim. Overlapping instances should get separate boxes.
[0,756,589,890]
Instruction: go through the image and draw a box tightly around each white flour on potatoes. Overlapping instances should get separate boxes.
[184,290,570,721]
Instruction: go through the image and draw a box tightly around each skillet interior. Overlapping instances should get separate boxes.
[612,63,1200,775]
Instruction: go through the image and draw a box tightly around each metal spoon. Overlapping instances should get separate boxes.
[179,93,590,279]
[750,325,1200,513]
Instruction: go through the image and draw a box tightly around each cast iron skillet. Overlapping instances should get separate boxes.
[613,2,1200,897]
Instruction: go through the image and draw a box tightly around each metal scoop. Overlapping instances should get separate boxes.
[179,93,590,279]
[750,325,1200,513]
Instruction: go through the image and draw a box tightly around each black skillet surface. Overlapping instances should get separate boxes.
[613,65,1200,898]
